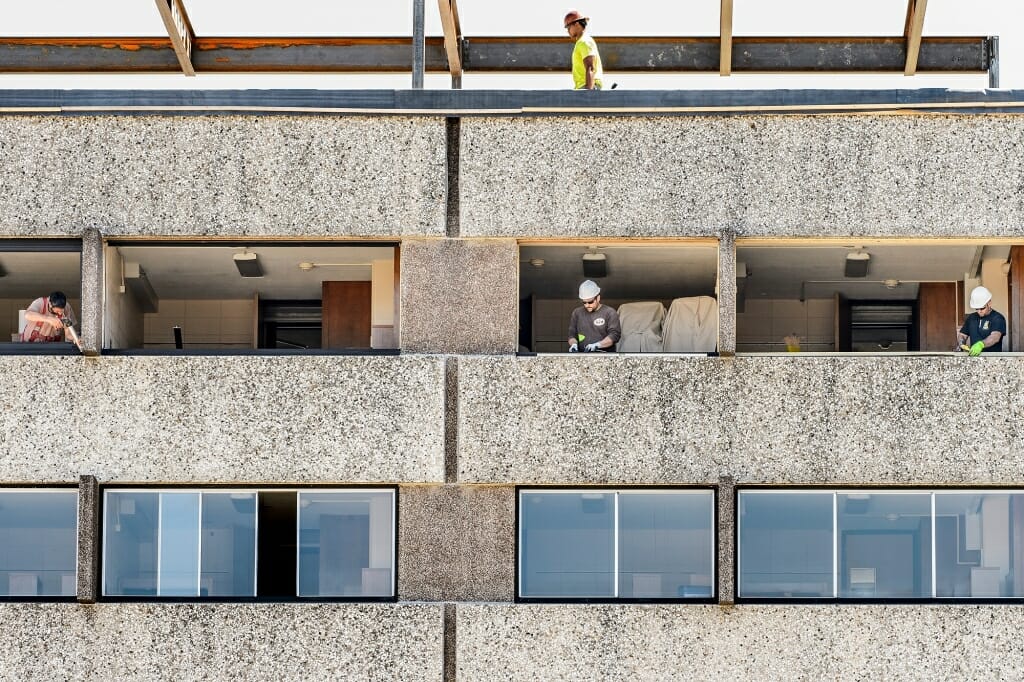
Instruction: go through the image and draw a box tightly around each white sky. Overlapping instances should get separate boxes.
[0,0,1021,90]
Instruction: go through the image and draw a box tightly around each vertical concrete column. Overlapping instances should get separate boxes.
[400,238,519,353]
[717,230,737,356]
[79,228,103,356]
[76,475,100,603]
[717,475,735,605]
[398,484,515,602]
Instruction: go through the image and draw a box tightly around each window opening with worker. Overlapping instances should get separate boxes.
[0,239,82,354]
[518,242,720,354]
[102,241,400,354]
[735,241,1023,354]
[563,9,603,91]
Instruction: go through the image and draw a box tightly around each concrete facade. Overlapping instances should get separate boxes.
[2,103,1024,680]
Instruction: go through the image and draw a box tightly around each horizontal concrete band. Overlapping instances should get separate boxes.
[457,604,1024,681]
[0,603,442,681]
[458,355,1024,484]
[460,115,1024,238]
[0,355,444,482]
[0,116,446,237]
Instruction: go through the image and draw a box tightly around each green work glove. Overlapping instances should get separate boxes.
[969,341,985,357]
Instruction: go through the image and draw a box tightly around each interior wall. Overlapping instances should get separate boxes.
[980,258,1010,349]
[144,299,254,349]
[103,246,144,349]
[371,258,397,349]
[737,298,835,352]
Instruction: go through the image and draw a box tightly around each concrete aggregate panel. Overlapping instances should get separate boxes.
[0,116,445,237]
[0,603,441,681]
[460,115,1024,238]
[398,484,515,601]
[459,355,1024,484]
[0,355,444,482]
[401,239,519,353]
[457,604,1024,681]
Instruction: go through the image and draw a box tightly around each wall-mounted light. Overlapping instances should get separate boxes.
[233,251,263,278]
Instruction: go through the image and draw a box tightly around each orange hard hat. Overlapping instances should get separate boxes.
[564,10,588,28]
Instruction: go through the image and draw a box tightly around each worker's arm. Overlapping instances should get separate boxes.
[584,55,596,90]
[598,310,621,349]
[24,309,63,327]
[982,330,1003,348]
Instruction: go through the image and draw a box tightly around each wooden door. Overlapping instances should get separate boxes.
[917,282,960,351]
[834,292,852,352]
[1011,246,1023,352]
[322,281,372,349]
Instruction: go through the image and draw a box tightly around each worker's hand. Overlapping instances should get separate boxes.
[568,343,578,353]
[584,342,600,352]
[969,341,985,357]
[50,315,64,326]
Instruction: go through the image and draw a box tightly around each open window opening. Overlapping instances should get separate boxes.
[103,242,400,354]
[736,242,1023,354]
[0,240,82,354]
[518,242,719,354]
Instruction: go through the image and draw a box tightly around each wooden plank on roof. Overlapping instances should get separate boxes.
[154,0,195,76]
[720,0,733,76]
[438,0,463,77]
[904,0,929,76]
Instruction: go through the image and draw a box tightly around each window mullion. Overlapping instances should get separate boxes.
[156,493,164,597]
[196,493,203,598]
[931,491,937,599]
[832,492,838,599]
[613,492,620,599]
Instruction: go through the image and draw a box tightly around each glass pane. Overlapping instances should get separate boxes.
[0,491,77,597]
[838,493,931,598]
[618,492,714,598]
[298,491,394,597]
[103,492,159,596]
[738,492,833,598]
[159,493,200,597]
[935,492,1024,598]
[520,492,614,598]
[200,493,257,597]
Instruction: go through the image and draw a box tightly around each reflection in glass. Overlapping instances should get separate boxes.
[739,492,833,598]
[0,491,78,597]
[159,493,199,596]
[837,493,931,599]
[935,493,1024,598]
[520,492,615,598]
[104,491,258,597]
[618,492,713,598]
[104,492,159,596]
[298,491,394,597]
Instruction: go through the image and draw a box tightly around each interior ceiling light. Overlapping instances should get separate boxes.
[582,251,607,278]
[298,261,372,271]
[844,248,871,278]
[529,258,545,268]
[233,251,263,278]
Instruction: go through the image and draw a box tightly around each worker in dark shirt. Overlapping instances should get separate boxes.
[958,285,1006,355]
[568,280,621,352]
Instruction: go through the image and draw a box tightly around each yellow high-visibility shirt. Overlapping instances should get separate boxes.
[572,35,603,90]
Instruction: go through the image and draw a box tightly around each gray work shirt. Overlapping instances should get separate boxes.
[568,304,621,348]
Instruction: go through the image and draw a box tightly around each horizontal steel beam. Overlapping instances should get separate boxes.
[0,36,988,74]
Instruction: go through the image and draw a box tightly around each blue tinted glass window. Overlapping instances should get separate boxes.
[618,492,714,598]
[739,492,833,598]
[935,492,1024,599]
[0,490,77,597]
[298,491,394,597]
[104,492,159,596]
[837,493,931,599]
[200,493,256,597]
[159,493,200,596]
[520,492,615,598]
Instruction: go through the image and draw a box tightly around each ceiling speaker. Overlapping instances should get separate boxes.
[844,251,870,278]
[233,252,264,278]
[582,252,607,278]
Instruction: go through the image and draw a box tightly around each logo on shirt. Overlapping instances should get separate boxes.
[981,320,990,331]
[594,318,606,327]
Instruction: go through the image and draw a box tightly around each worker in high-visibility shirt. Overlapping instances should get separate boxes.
[564,10,603,90]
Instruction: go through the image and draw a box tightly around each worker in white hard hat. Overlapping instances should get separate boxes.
[568,280,621,352]
[957,285,1006,356]
[563,10,603,90]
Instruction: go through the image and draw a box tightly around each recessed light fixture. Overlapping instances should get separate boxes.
[529,258,545,268]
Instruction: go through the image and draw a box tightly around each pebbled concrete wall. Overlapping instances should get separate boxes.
[0,355,444,483]
[0,603,442,681]
[460,115,1024,238]
[0,116,446,237]
[457,603,1024,681]
[458,355,1024,484]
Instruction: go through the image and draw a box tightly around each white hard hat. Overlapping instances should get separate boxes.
[969,285,993,309]
[578,280,601,299]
